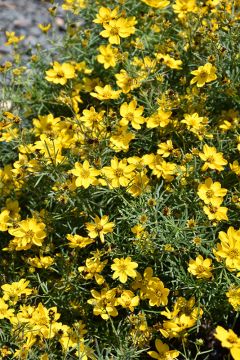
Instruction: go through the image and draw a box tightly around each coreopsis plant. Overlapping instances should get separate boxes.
[1,0,240,358]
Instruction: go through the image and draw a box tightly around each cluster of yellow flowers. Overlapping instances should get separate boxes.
[0,279,92,359]
[1,0,240,358]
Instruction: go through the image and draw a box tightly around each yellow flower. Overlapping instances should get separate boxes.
[230,160,240,176]
[7,218,46,251]
[190,63,217,87]
[131,224,146,238]
[181,113,208,135]
[119,99,145,130]
[117,290,139,311]
[40,354,49,360]
[90,85,121,100]
[79,106,105,129]
[70,160,100,189]
[173,0,197,19]
[75,342,96,360]
[146,109,172,128]
[1,279,32,304]
[62,0,86,13]
[143,154,176,181]
[226,286,240,311]
[203,199,228,222]
[66,234,95,248]
[45,62,76,85]
[115,69,141,93]
[156,52,182,69]
[78,257,108,285]
[188,255,213,279]
[101,157,135,188]
[160,297,203,338]
[147,339,179,359]
[97,44,118,69]
[111,257,138,283]
[218,109,239,132]
[141,0,170,8]
[87,288,118,320]
[32,113,61,136]
[0,298,14,320]
[214,226,240,272]
[109,126,135,152]
[85,215,115,243]
[145,278,170,307]
[11,302,61,340]
[0,111,20,129]
[93,7,119,25]
[0,209,11,231]
[198,144,227,172]
[132,267,155,293]
[0,345,12,357]
[5,31,25,46]
[34,134,64,165]
[132,269,170,306]
[157,140,174,158]
[100,17,137,45]
[27,256,54,269]
[38,23,52,33]
[214,326,240,360]
[126,171,149,197]
[132,56,157,74]
[197,178,227,205]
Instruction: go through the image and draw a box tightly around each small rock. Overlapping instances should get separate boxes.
[0,1,16,10]
[55,17,66,31]
[0,45,10,54]
[13,19,31,29]
[0,100,12,111]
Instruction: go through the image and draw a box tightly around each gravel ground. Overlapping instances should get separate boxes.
[0,0,65,59]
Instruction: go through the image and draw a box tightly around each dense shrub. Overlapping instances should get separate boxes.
[0,0,240,359]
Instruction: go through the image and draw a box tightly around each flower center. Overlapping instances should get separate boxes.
[102,90,112,98]
[126,113,134,122]
[56,70,64,78]
[26,230,34,238]
[228,249,240,259]
[114,169,124,178]
[199,71,208,80]
[206,190,214,198]
[206,156,215,163]
[209,206,217,214]
[110,26,119,36]
[118,264,127,271]
[96,224,103,232]
[227,335,238,344]
[104,54,113,61]
[81,170,90,179]
[196,265,206,273]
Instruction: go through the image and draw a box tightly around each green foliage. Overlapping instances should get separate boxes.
[0,0,240,359]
